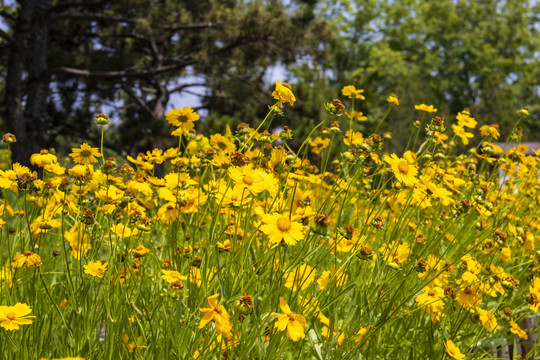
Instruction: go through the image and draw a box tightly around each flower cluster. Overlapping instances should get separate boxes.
[0,81,537,359]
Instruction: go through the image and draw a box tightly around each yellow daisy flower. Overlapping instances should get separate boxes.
[310,137,330,155]
[0,303,34,330]
[198,294,232,337]
[451,125,474,145]
[341,85,365,100]
[272,81,296,106]
[510,319,528,339]
[444,340,465,360]
[271,297,307,341]
[284,263,316,291]
[30,149,57,167]
[414,104,437,112]
[12,251,42,268]
[260,213,304,246]
[387,94,399,105]
[166,106,200,135]
[384,153,419,187]
[70,143,101,165]
[83,260,108,278]
[161,270,187,284]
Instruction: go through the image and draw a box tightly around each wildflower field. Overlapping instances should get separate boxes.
[0,82,538,360]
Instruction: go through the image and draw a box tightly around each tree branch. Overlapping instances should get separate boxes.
[51,12,222,31]
[168,83,206,94]
[162,22,223,31]
[0,29,17,48]
[49,59,191,79]
[48,0,111,13]
[121,84,155,118]
[0,10,16,23]
[50,13,134,23]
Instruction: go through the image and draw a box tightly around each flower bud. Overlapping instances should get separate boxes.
[517,107,529,117]
[235,292,254,315]
[167,281,185,300]
[279,126,293,141]
[95,113,109,125]
[356,246,374,260]
[2,133,16,143]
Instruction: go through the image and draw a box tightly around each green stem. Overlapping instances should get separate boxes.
[239,107,275,152]
[39,268,74,338]
[100,125,105,164]
[411,113,427,151]
[373,106,392,134]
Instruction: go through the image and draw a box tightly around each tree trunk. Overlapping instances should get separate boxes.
[5,0,51,167]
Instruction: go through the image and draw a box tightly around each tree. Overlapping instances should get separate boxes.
[296,0,540,152]
[0,0,330,165]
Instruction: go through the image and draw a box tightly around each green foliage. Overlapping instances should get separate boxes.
[288,0,539,152]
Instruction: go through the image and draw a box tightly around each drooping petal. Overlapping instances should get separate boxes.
[287,320,306,341]
[198,310,214,329]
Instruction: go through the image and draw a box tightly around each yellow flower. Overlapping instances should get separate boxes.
[415,286,445,321]
[43,162,65,175]
[272,81,296,106]
[344,110,368,122]
[166,107,200,135]
[157,203,179,222]
[110,223,140,238]
[456,112,477,129]
[456,273,482,311]
[384,153,418,187]
[144,148,165,164]
[414,104,437,112]
[12,251,42,268]
[129,245,150,257]
[189,266,217,287]
[219,184,252,208]
[354,327,370,345]
[283,264,316,291]
[271,297,308,341]
[451,125,474,145]
[380,241,411,267]
[309,137,330,154]
[122,333,147,353]
[0,303,34,330]
[64,222,91,260]
[30,216,63,237]
[30,149,57,167]
[479,124,500,140]
[0,267,13,288]
[198,294,232,337]
[68,164,94,178]
[434,132,448,145]
[444,340,465,360]
[319,314,345,345]
[387,94,399,105]
[317,264,348,290]
[500,246,511,262]
[475,307,499,331]
[341,85,365,100]
[210,133,236,154]
[161,270,187,284]
[510,319,528,339]
[516,144,528,153]
[260,213,304,246]
[83,261,108,278]
[228,165,266,195]
[527,277,540,312]
[0,163,37,191]
[69,143,101,165]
